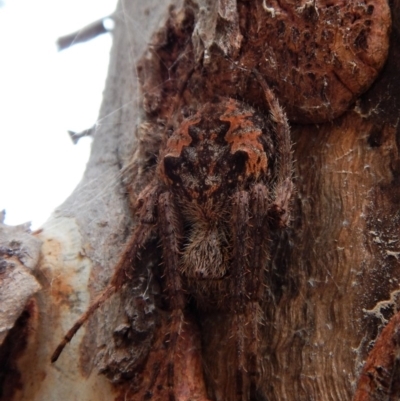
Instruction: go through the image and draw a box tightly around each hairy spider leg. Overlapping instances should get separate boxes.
[231,190,252,401]
[51,183,160,363]
[157,192,186,398]
[252,69,294,227]
[228,72,293,401]
[248,184,271,398]
[231,188,270,401]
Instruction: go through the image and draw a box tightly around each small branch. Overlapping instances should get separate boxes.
[57,17,112,51]
[68,126,95,144]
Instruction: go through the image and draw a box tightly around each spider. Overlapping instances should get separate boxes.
[51,71,293,401]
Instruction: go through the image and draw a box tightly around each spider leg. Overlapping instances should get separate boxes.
[247,184,271,398]
[231,186,271,401]
[51,285,116,363]
[157,191,186,399]
[51,183,161,363]
[252,69,293,227]
[231,190,251,400]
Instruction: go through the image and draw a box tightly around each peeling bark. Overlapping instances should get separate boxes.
[353,310,400,401]
[0,218,42,345]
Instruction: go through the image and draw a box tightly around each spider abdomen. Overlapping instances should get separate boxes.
[181,224,229,280]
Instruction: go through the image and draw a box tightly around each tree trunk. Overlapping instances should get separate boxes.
[1,1,399,400]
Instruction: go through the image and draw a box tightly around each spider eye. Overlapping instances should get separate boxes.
[164,155,181,179]
[232,150,248,174]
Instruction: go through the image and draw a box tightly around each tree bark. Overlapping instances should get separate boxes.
[1,1,399,401]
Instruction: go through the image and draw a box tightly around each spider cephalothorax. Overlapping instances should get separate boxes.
[158,98,278,301]
[52,73,293,401]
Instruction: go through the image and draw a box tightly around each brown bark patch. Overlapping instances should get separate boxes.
[240,0,391,123]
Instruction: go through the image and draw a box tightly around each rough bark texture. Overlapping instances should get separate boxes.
[0,216,42,346]
[1,1,400,401]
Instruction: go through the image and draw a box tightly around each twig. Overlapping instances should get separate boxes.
[57,17,112,51]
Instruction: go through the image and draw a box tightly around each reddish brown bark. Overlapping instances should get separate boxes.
[353,310,400,401]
